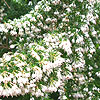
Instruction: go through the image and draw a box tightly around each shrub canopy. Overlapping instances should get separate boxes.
[0,0,100,99]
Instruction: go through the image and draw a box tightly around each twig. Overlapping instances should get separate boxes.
[0,45,10,49]
[2,0,11,9]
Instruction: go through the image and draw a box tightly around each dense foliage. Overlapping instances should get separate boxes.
[0,0,100,100]
[0,0,33,23]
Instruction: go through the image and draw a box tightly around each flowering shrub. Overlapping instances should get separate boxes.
[0,0,100,99]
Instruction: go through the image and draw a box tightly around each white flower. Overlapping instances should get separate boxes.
[10,44,16,48]
[96,72,100,78]
[30,17,37,22]
[37,14,43,20]
[88,0,96,5]
[28,1,32,5]
[31,50,40,61]
[90,48,95,54]
[84,88,88,92]
[34,28,41,33]
[33,66,43,80]
[25,73,30,77]
[43,25,49,30]
[62,95,67,100]
[55,80,62,88]
[54,11,59,15]
[66,72,73,80]
[52,0,60,5]
[48,86,57,92]
[62,17,69,22]
[88,91,92,96]
[66,65,72,71]
[66,8,71,13]
[76,36,84,44]
[26,67,31,71]
[63,4,67,8]
[44,6,51,12]
[45,17,51,23]
[81,24,89,33]
[35,89,44,97]
[78,0,83,2]
[3,54,11,62]
[6,23,13,29]
[35,5,40,10]
[0,86,3,93]
[0,63,3,66]
[2,89,9,97]
[16,62,26,67]
[37,22,43,27]
[10,30,17,35]
[59,40,72,55]
[3,28,8,33]
[19,28,24,36]
[32,73,36,78]
[92,31,97,36]
[30,97,35,100]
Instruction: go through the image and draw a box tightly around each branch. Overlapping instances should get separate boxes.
[2,0,11,9]
[0,45,10,49]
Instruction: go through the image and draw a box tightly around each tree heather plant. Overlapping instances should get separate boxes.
[0,0,100,99]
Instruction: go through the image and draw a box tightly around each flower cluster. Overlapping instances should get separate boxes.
[0,0,100,99]
[0,41,66,98]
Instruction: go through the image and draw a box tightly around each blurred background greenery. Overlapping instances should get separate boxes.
[0,0,41,22]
